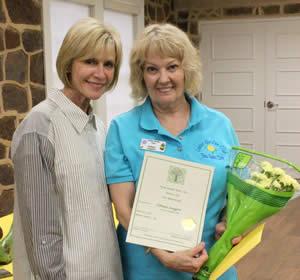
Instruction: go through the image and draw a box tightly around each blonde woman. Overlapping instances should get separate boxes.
[105,23,239,280]
[12,18,123,280]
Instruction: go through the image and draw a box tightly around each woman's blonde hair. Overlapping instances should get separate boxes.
[130,23,201,101]
[56,17,122,90]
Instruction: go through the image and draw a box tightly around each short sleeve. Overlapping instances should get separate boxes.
[104,120,134,184]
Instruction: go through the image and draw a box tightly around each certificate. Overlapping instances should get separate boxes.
[126,152,214,252]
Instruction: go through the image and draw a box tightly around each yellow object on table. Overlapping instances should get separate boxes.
[0,214,13,280]
[209,223,265,280]
[112,203,119,227]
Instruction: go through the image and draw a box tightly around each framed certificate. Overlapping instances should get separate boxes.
[126,152,214,252]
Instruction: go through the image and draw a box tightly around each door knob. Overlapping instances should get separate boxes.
[266,101,278,109]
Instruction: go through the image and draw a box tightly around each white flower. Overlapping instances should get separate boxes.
[244,160,299,192]
[290,178,300,190]
[273,167,285,177]
[278,174,292,187]
[260,178,272,189]
[251,172,268,182]
[261,161,273,172]
[276,174,300,191]
[271,180,281,190]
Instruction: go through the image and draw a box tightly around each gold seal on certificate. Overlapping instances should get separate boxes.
[126,152,214,252]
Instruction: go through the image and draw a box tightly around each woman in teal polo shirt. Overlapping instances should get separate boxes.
[105,23,239,280]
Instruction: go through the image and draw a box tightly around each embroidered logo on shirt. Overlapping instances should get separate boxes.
[207,144,216,152]
[196,140,228,160]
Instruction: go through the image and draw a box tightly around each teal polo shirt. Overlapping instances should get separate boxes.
[105,95,239,280]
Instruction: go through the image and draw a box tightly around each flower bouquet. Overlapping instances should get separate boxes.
[193,146,300,280]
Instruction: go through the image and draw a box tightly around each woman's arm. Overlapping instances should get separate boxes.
[13,132,65,279]
[109,182,135,230]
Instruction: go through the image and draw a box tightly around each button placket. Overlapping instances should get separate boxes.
[177,135,183,152]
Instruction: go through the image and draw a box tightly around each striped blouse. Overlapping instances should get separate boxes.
[11,89,123,280]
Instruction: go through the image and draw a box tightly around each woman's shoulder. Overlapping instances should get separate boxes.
[19,98,59,131]
[12,97,61,146]
[11,99,58,158]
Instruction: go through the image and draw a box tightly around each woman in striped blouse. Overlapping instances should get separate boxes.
[11,18,123,280]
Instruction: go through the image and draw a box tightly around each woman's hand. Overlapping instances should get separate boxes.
[150,242,208,273]
[215,221,242,245]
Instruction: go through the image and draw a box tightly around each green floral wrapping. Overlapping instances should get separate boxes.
[0,225,12,265]
[193,147,299,280]
[193,172,293,280]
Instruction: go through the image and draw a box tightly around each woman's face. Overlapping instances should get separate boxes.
[143,53,185,110]
[66,49,115,110]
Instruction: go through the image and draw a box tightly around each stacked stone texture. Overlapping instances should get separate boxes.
[145,0,175,25]
[146,0,300,47]
[0,0,45,216]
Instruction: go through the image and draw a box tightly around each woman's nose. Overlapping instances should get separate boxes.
[158,69,169,83]
[94,64,105,78]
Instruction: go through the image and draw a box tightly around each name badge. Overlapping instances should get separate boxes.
[140,138,166,152]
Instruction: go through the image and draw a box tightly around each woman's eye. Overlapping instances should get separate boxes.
[104,61,115,69]
[145,66,157,73]
[84,58,97,65]
[168,64,178,72]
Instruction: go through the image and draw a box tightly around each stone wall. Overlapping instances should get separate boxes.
[145,0,300,46]
[145,0,176,25]
[0,0,44,217]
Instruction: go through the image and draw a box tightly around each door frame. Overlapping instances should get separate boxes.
[42,0,144,123]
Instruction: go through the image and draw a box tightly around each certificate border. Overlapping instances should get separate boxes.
[127,152,214,251]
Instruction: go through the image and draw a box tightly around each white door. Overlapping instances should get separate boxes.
[199,18,300,167]
[265,20,300,167]
[199,21,265,152]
